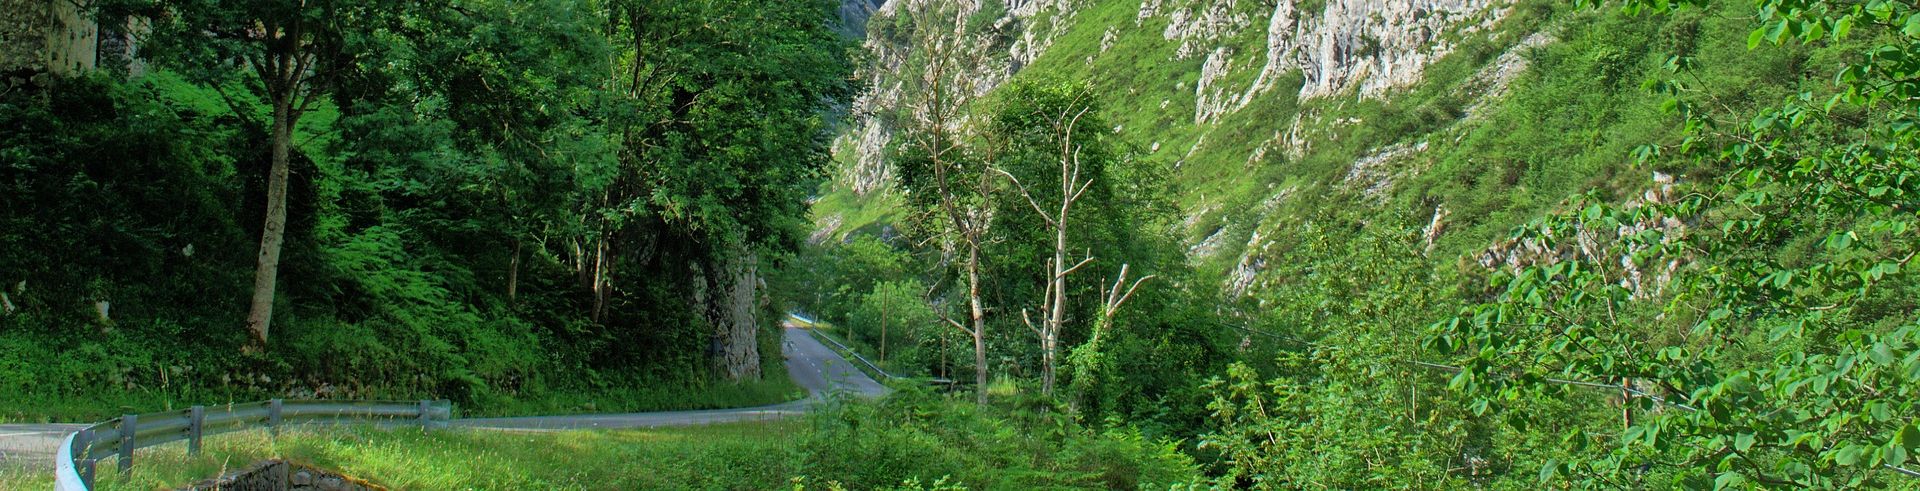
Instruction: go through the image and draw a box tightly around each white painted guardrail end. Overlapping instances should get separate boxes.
[55,431,84,491]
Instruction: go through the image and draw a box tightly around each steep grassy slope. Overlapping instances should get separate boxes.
[818,0,1805,290]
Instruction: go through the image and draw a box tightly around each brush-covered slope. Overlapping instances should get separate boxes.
[816,0,1799,294]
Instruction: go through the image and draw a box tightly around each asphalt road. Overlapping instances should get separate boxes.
[458,325,887,430]
[0,323,886,470]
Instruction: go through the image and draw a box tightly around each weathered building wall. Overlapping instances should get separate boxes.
[1,0,55,76]
[4,1,145,86]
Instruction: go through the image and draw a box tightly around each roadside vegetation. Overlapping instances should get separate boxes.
[798,0,1920,488]
[4,0,1918,488]
[1,0,845,422]
[12,390,1191,490]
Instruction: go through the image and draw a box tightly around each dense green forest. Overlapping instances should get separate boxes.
[2,0,850,419]
[4,0,1920,488]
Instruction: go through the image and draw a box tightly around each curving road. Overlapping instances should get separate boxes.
[0,322,885,469]
[458,324,887,430]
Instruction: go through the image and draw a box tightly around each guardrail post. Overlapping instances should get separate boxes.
[76,427,97,488]
[188,405,205,455]
[268,399,283,437]
[79,458,96,488]
[118,414,136,475]
[417,400,430,429]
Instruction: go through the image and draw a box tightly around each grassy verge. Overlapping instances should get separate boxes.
[0,376,805,424]
[3,390,1198,490]
[0,423,800,490]
[0,466,54,489]
[463,377,806,418]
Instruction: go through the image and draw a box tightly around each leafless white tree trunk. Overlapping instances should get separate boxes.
[999,100,1097,397]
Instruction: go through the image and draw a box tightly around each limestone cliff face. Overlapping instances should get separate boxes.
[834,0,1521,197]
[697,250,764,381]
[1178,0,1512,124]
[838,0,1085,195]
[826,0,1581,299]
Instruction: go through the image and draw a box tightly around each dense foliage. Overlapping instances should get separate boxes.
[795,0,1920,489]
[6,0,1918,488]
[0,0,851,420]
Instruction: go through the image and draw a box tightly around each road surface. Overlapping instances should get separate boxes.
[0,323,885,469]
[458,325,887,430]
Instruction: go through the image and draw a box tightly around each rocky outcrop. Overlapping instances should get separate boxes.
[181,460,383,491]
[4,2,147,87]
[839,0,1086,195]
[1342,140,1429,202]
[1178,0,1514,123]
[3,0,96,81]
[839,0,887,37]
[697,249,764,381]
[1474,173,1689,298]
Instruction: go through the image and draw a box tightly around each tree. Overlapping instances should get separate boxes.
[599,0,853,379]
[993,82,1106,397]
[890,3,1002,404]
[139,0,398,347]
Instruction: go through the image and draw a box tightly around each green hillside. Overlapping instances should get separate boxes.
[798,0,1920,487]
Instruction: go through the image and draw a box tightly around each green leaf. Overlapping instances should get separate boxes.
[1886,443,1909,467]
[1898,424,1920,450]
[1539,459,1560,482]
[1836,444,1868,466]
[1767,19,1790,44]
[1827,232,1854,251]
[1748,28,1766,49]
[1715,471,1745,490]
[1735,432,1757,452]
[1905,13,1920,38]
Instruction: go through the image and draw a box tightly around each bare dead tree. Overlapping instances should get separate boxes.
[996,95,1098,397]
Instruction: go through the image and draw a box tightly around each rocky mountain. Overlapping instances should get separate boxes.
[819,0,1770,300]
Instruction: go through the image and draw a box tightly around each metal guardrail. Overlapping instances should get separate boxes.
[53,399,452,490]
[799,317,954,386]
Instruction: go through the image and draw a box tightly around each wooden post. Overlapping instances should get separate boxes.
[118,414,136,475]
[188,405,205,455]
[268,399,282,437]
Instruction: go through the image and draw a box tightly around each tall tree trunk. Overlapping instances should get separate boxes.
[591,238,609,323]
[1044,219,1067,395]
[879,293,888,362]
[968,244,988,405]
[507,239,521,302]
[244,92,294,347]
